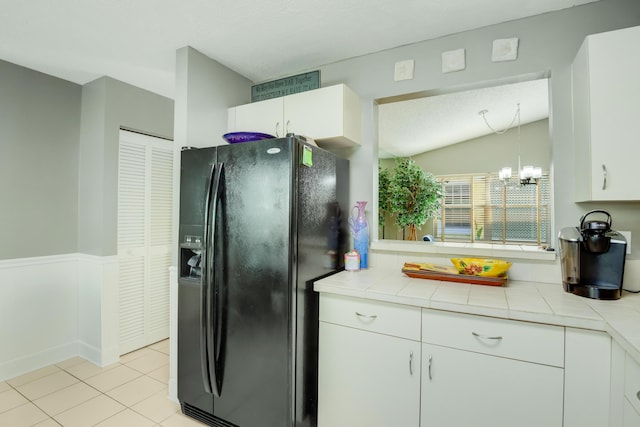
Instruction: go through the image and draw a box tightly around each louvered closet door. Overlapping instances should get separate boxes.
[118,130,173,355]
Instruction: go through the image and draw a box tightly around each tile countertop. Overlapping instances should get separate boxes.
[314,268,640,363]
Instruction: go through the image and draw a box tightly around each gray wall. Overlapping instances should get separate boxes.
[409,119,550,176]
[77,76,174,256]
[0,62,174,261]
[0,59,81,260]
[174,47,252,150]
[172,46,253,266]
[379,119,550,240]
[308,0,640,257]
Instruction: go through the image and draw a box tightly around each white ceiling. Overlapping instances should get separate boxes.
[0,0,596,99]
[378,78,550,158]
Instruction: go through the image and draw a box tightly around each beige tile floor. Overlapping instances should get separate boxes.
[0,340,207,426]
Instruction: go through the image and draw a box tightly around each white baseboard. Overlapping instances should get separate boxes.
[168,378,178,403]
[0,341,78,382]
[101,345,121,367]
[77,341,102,367]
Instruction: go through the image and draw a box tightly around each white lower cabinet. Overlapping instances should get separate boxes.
[317,294,421,427]
[609,340,640,427]
[316,293,622,427]
[421,343,564,427]
[624,399,640,427]
[420,309,565,427]
[318,322,420,427]
[564,328,612,427]
[624,352,640,426]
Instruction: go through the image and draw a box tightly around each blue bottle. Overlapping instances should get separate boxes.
[349,201,369,269]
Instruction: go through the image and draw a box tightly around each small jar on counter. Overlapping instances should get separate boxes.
[344,250,360,271]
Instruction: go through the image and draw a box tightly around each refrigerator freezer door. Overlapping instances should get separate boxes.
[212,137,294,427]
[178,147,216,415]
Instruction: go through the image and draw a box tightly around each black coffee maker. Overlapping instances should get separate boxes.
[558,210,627,300]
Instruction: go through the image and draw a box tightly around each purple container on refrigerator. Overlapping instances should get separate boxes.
[178,134,349,427]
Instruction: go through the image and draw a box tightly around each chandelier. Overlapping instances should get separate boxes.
[479,103,542,185]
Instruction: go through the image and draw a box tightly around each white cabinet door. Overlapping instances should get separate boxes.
[285,84,361,147]
[228,97,284,137]
[228,84,361,147]
[624,399,640,427]
[610,340,627,427]
[572,25,640,201]
[564,328,612,427]
[421,343,563,427]
[318,322,420,427]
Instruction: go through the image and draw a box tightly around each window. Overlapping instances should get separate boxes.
[434,173,551,245]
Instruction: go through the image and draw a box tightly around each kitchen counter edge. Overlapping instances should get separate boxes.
[314,268,640,364]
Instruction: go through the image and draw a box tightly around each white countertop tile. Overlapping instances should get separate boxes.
[314,268,640,362]
[396,280,439,301]
[468,285,508,310]
[430,282,471,305]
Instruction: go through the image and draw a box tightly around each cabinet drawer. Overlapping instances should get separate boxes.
[625,353,640,415]
[319,294,421,341]
[422,309,564,367]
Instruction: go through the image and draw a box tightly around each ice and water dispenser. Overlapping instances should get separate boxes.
[179,234,202,279]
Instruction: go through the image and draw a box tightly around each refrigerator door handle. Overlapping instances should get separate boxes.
[208,162,225,397]
[200,162,216,395]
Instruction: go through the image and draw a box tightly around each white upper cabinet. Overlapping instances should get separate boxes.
[228,97,283,138]
[572,25,640,201]
[228,83,362,148]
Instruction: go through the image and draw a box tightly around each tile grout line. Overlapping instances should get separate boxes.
[1,340,173,426]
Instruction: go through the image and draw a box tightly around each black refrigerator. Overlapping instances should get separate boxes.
[177,134,349,427]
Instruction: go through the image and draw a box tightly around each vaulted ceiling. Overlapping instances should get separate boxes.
[0,0,597,99]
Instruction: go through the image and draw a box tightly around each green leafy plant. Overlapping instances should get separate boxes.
[378,165,393,229]
[388,158,443,240]
[475,220,484,240]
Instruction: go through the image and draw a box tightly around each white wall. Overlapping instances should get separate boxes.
[0,255,79,380]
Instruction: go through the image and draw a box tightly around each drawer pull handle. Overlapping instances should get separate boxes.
[637,390,640,401]
[409,351,413,375]
[472,331,503,340]
[355,312,377,320]
[428,354,433,380]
